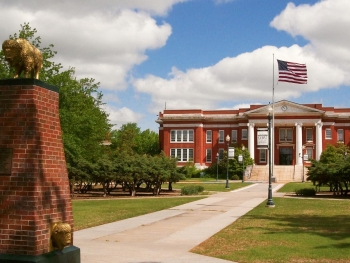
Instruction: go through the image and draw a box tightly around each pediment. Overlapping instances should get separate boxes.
[245,100,325,116]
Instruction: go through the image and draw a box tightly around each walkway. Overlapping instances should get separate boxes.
[74,183,284,263]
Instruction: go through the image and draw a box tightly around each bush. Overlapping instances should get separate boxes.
[295,188,316,196]
[181,185,204,195]
[231,175,240,180]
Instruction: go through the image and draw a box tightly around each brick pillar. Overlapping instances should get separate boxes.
[0,79,78,261]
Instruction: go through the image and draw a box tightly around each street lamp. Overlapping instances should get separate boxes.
[238,146,245,183]
[226,134,230,189]
[266,106,275,207]
[299,147,307,183]
[216,153,219,182]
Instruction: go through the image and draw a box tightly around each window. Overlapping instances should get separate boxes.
[306,148,313,160]
[170,130,194,142]
[170,148,194,162]
[242,129,248,140]
[206,149,212,162]
[206,130,212,143]
[306,128,313,142]
[231,130,237,143]
[219,130,224,143]
[218,148,224,160]
[325,128,332,140]
[279,128,293,142]
[259,149,267,163]
[337,129,344,142]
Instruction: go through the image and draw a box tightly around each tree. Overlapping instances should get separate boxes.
[111,123,160,155]
[204,145,254,180]
[307,143,350,195]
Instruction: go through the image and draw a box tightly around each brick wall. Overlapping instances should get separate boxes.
[0,81,73,256]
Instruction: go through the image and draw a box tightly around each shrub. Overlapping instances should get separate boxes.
[295,188,316,196]
[181,185,205,195]
[231,175,240,180]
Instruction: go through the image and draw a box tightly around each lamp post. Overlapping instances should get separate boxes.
[225,135,230,189]
[238,146,245,183]
[216,153,219,182]
[266,106,275,207]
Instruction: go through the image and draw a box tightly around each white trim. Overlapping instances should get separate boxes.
[323,122,335,126]
[249,118,322,125]
[164,123,203,128]
[239,123,249,127]
[334,123,350,127]
[203,124,239,128]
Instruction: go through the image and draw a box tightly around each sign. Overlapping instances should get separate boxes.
[0,148,13,175]
[257,129,268,149]
[228,147,235,159]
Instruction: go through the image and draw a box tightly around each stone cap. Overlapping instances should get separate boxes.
[0,78,58,93]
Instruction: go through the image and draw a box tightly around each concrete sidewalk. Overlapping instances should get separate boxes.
[74,183,284,263]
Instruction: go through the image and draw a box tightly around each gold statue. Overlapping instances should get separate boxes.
[51,222,72,251]
[2,38,43,79]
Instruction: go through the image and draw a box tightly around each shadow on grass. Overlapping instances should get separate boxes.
[244,212,350,242]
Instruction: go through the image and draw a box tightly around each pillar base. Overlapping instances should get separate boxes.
[0,246,80,263]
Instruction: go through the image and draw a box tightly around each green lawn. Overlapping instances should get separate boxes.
[192,197,350,263]
[278,181,330,193]
[72,196,204,230]
[168,181,252,192]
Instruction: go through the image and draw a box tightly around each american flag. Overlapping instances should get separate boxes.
[277,59,307,84]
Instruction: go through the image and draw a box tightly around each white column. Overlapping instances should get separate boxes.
[315,121,323,160]
[247,123,255,159]
[295,122,303,165]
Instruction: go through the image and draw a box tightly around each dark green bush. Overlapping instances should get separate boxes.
[181,185,204,195]
[231,175,240,180]
[295,188,316,196]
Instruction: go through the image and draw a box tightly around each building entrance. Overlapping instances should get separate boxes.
[279,147,293,165]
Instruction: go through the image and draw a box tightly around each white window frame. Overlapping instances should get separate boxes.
[170,148,194,162]
[279,128,293,142]
[242,129,248,140]
[306,128,313,142]
[259,149,267,163]
[170,130,194,143]
[218,148,224,160]
[337,129,344,142]
[206,149,212,162]
[231,130,237,143]
[306,147,313,161]
[206,130,212,143]
[325,128,332,140]
[219,130,224,143]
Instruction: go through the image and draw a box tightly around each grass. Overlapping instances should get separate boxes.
[169,181,252,192]
[192,197,350,263]
[278,182,330,193]
[72,196,204,230]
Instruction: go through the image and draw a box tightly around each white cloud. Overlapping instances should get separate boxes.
[102,105,143,127]
[270,0,350,70]
[134,0,350,114]
[0,2,172,90]
[0,0,189,17]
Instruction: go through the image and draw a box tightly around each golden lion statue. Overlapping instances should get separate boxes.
[51,222,72,251]
[2,38,43,79]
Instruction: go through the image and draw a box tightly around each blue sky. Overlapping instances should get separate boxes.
[0,0,349,131]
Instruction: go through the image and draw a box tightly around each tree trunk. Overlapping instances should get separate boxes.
[168,182,173,191]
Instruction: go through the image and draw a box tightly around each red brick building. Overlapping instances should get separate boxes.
[156,100,350,180]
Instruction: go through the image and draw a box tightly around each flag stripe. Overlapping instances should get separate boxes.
[277,59,307,84]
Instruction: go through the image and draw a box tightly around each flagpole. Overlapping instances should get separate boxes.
[272,54,275,181]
